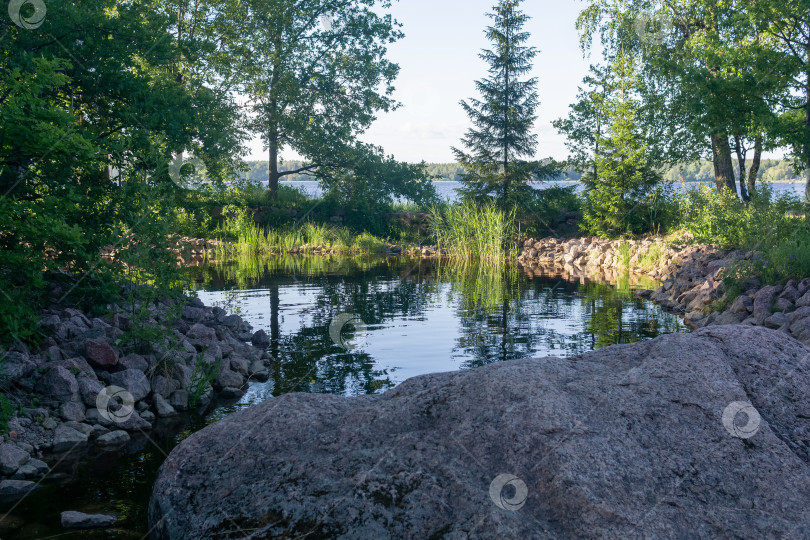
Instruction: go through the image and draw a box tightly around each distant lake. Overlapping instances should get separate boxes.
[280,180,806,202]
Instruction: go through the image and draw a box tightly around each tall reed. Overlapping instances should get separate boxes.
[431,201,517,262]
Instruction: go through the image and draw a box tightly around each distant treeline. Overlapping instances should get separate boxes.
[242,159,803,184]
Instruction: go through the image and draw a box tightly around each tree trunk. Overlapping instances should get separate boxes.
[748,135,762,199]
[501,3,511,208]
[711,133,737,195]
[805,43,810,204]
[734,136,749,202]
[270,283,280,362]
[268,129,279,199]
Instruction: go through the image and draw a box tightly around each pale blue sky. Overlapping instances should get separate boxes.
[246,0,598,163]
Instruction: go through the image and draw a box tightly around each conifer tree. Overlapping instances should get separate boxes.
[453,0,543,209]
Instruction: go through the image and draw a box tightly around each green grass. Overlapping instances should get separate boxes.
[431,201,517,262]
[633,242,670,273]
[221,221,390,257]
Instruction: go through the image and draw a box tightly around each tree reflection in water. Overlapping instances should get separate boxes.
[188,255,685,396]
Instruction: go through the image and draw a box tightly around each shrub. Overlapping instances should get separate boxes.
[675,184,802,249]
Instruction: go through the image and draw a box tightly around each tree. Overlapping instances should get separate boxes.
[232,0,402,198]
[0,0,245,339]
[452,0,544,209]
[751,0,810,201]
[553,64,612,183]
[579,55,664,237]
[577,0,781,199]
[317,143,439,233]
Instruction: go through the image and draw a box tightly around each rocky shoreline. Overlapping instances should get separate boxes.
[0,291,274,509]
[6,234,810,533]
[149,325,810,538]
[516,236,810,347]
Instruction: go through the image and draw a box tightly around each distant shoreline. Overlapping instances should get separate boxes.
[277,179,805,184]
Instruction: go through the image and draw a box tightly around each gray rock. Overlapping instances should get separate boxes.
[96,430,130,448]
[84,408,113,427]
[711,311,746,326]
[174,364,193,389]
[765,312,789,330]
[90,424,109,439]
[221,314,242,329]
[52,424,89,452]
[169,390,189,412]
[186,323,216,342]
[788,306,810,326]
[0,443,30,475]
[64,421,94,436]
[109,369,151,402]
[251,329,270,349]
[77,377,105,407]
[779,284,800,303]
[775,297,795,312]
[140,410,156,423]
[214,367,244,391]
[797,291,810,308]
[151,375,178,399]
[84,339,118,369]
[151,326,810,539]
[1,352,36,380]
[36,366,78,401]
[729,294,753,314]
[248,359,269,382]
[13,458,49,479]
[53,356,96,378]
[60,401,86,422]
[229,356,250,376]
[119,353,149,372]
[61,511,117,529]
[0,479,40,498]
[181,306,208,323]
[218,386,245,399]
[753,285,783,325]
[153,394,178,417]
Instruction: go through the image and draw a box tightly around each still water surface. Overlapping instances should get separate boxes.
[1,257,686,538]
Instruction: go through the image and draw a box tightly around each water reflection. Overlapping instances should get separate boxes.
[1,255,685,537]
[189,256,685,394]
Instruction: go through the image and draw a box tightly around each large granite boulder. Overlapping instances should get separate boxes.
[150,326,810,539]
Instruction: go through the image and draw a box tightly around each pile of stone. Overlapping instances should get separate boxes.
[516,236,714,283]
[0,295,273,499]
[516,235,810,349]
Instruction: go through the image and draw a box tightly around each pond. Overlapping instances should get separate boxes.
[0,256,686,538]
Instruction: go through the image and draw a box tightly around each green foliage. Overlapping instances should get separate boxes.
[188,352,220,409]
[232,0,403,195]
[318,143,441,235]
[431,201,517,262]
[0,355,13,434]
[675,185,810,285]
[676,185,802,249]
[579,57,668,238]
[453,0,545,209]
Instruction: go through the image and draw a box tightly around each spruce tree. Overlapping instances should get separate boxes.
[581,55,662,237]
[453,0,541,209]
